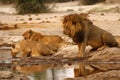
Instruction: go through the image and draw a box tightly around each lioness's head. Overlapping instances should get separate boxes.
[23,30,33,39]
[11,44,21,58]
[62,13,92,38]
[23,30,43,40]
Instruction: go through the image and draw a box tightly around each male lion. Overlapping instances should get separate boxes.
[63,13,119,57]
[11,39,54,57]
[23,30,65,51]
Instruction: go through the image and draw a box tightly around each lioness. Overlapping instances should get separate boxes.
[23,30,64,51]
[11,39,54,57]
[63,13,119,57]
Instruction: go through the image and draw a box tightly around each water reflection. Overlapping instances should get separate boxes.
[15,65,74,80]
[49,68,74,80]
[0,48,76,80]
[74,63,86,77]
[32,70,47,80]
[2,48,120,80]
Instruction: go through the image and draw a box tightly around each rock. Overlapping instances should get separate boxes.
[55,45,78,57]
[0,24,18,30]
[13,74,29,80]
[88,47,120,71]
[0,71,13,79]
[105,0,120,4]
[0,71,29,80]
[0,36,24,47]
[66,70,120,80]
[54,44,91,57]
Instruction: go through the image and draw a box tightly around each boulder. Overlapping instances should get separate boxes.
[66,70,120,80]
[88,47,120,71]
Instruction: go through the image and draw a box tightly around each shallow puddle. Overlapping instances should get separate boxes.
[20,66,74,80]
[0,48,78,80]
[1,47,120,80]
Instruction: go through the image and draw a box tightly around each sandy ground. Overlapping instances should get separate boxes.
[0,12,120,46]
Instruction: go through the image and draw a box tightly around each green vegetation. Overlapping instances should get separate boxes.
[15,0,74,14]
[0,0,74,14]
[0,0,15,4]
[15,0,50,14]
[0,0,106,14]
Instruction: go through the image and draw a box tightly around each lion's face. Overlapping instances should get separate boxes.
[62,13,92,37]
[63,14,83,37]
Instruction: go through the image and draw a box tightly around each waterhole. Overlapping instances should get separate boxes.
[0,48,79,80]
[0,47,120,80]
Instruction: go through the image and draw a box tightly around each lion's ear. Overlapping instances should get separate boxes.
[29,30,32,33]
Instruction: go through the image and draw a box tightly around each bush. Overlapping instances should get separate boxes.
[0,0,15,4]
[15,0,50,14]
[80,0,105,5]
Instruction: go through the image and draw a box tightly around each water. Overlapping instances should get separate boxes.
[0,48,75,80]
[27,68,74,80]
[1,48,120,80]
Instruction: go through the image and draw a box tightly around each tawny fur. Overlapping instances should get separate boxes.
[11,39,54,57]
[23,30,64,51]
[63,13,119,57]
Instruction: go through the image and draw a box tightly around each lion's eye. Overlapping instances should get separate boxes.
[72,22,76,25]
